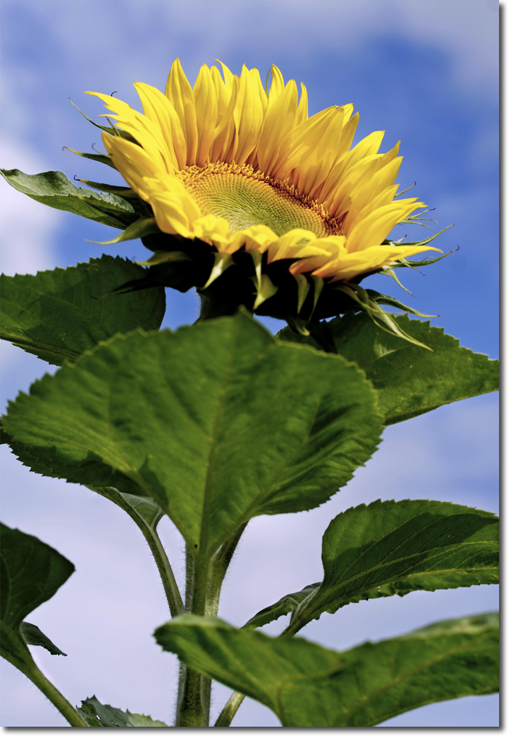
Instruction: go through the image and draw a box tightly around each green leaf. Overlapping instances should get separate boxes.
[155,612,499,727]
[20,622,66,656]
[77,696,167,727]
[244,584,319,630]
[0,255,166,365]
[0,169,137,229]
[279,313,499,425]
[3,313,383,558]
[252,500,498,632]
[0,523,74,669]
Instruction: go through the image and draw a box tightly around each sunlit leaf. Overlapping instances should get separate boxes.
[3,314,383,559]
[78,696,167,727]
[248,500,499,632]
[0,169,139,229]
[155,612,499,727]
[0,256,165,365]
[279,314,499,424]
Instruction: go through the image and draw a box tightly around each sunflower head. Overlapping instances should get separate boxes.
[81,59,445,335]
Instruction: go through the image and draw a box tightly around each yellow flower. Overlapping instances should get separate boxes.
[87,59,437,301]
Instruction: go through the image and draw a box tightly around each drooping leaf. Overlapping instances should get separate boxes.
[244,584,319,630]
[20,622,66,656]
[0,255,166,365]
[77,696,167,727]
[3,313,383,559]
[248,500,499,632]
[0,523,74,669]
[279,313,499,425]
[0,169,137,229]
[155,612,499,727]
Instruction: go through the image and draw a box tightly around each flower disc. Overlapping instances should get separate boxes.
[178,163,338,238]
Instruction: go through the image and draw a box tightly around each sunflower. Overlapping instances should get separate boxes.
[85,60,441,330]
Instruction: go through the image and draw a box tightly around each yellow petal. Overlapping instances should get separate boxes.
[193,64,218,166]
[165,59,198,165]
[345,200,420,253]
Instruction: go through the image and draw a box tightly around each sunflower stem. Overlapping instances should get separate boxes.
[175,526,247,727]
[89,487,183,618]
[214,690,246,727]
[12,654,88,727]
[175,546,206,726]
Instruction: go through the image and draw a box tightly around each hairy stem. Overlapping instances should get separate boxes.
[200,524,248,722]
[175,547,209,727]
[18,658,88,727]
[214,690,246,728]
[90,487,184,618]
[176,526,247,727]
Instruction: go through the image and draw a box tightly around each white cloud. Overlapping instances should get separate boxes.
[3,0,498,99]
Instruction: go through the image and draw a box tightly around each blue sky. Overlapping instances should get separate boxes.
[0,0,499,729]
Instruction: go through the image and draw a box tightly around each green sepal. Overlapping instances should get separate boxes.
[137,250,192,267]
[394,246,460,269]
[247,249,278,309]
[399,206,439,226]
[68,98,137,143]
[366,289,437,317]
[335,284,434,350]
[384,224,454,250]
[295,274,310,314]
[63,147,115,169]
[201,251,235,289]
[86,216,161,245]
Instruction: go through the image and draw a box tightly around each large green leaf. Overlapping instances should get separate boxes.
[0,169,138,229]
[246,500,499,632]
[0,523,74,669]
[1,422,163,530]
[3,314,383,559]
[279,314,499,425]
[0,256,166,365]
[155,612,499,727]
[77,696,167,727]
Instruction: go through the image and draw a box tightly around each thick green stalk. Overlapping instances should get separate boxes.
[175,547,209,727]
[176,526,248,727]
